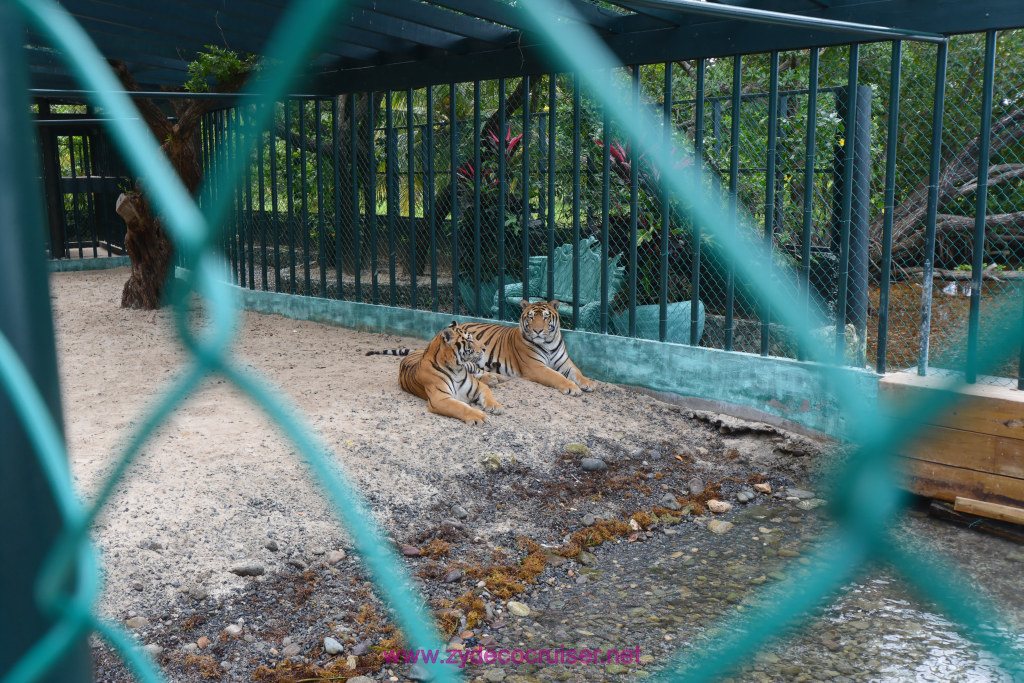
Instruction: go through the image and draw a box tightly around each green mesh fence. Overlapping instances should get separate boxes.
[3,1,1024,682]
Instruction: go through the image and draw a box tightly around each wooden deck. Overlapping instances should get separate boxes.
[878,372,1024,525]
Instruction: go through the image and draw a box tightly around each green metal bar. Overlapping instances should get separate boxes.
[316,100,327,294]
[617,0,947,43]
[270,107,281,293]
[799,47,820,363]
[81,134,97,257]
[0,4,92,676]
[601,100,611,334]
[300,102,311,296]
[762,51,780,357]
[67,132,82,258]
[966,31,997,384]
[236,110,247,287]
[661,62,673,343]
[408,88,418,310]
[522,76,531,299]
[386,93,397,307]
[690,60,703,346]
[726,55,741,351]
[876,42,901,374]
[628,66,640,337]
[572,74,581,327]
[332,98,343,300]
[285,102,296,295]
[549,78,559,315]
[351,95,361,302]
[426,87,437,312]
[834,45,859,364]
[497,78,507,320]
[245,109,256,290]
[450,83,459,315]
[258,110,268,291]
[369,91,379,305]
[473,81,483,314]
[917,42,948,376]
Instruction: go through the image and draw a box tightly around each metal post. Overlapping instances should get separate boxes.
[726,56,741,351]
[369,91,379,305]
[628,66,640,337]
[258,113,268,291]
[918,42,948,376]
[316,100,326,293]
[763,51,780,357]
[332,98,342,299]
[386,93,397,307]
[0,4,92,677]
[450,83,459,315]
[473,81,483,314]
[967,31,997,384]
[522,76,531,300]
[426,88,437,311]
[799,48,820,362]
[497,79,507,320]
[572,74,582,327]
[351,94,362,302]
[408,88,418,310]
[834,45,860,364]
[877,42,903,374]
[690,60,704,347]
[601,100,611,333]
[270,108,281,292]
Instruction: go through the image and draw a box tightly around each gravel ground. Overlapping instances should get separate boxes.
[49,267,1024,683]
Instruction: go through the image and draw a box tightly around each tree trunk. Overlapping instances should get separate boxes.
[110,59,243,309]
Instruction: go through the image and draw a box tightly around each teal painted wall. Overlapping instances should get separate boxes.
[48,256,130,272]
[231,283,878,437]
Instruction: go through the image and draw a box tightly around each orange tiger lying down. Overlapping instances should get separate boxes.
[368,321,504,424]
[462,299,596,396]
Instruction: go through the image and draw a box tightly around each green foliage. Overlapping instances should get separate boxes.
[185,45,261,93]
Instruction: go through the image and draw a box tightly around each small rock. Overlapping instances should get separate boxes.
[225,624,243,637]
[660,493,682,511]
[351,640,371,656]
[565,443,591,456]
[754,483,772,493]
[444,570,464,583]
[688,477,706,496]
[1007,550,1024,563]
[736,491,752,503]
[479,634,498,648]
[480,453,502,473]
[131,581,144,592]
[264,540,279,552]
[506,601,531,617]
[125,617,149,630]
[281,643,301,658]
[229,563,265,577]
[648,449,663,460]
[707,520,734,534]
[324,637,343,655]
[310,546,326,556]
[483,668,507,682]
[188,585,208,601]
[327,550,346,565]
[606,663,628,675]
[348,678,375,683]
[580,458,607,472]
[407,662,433,681]
[708,500,733,514]
[451,504,470,520]
[197,637,211,650]
[576,550,598,567]
[786,487,815,499]
[401,545,421,557]
[796,498,826,511]
[286,558,307,570]
[142,643,163,659]
[582,513,596,526]
[181,643,199,654]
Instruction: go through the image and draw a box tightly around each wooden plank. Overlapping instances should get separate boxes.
[954,496,1024,526]
[929,501,1024,541]
[892,422,1024,480]
[879,373,1024,441]
[894,456,1024,508]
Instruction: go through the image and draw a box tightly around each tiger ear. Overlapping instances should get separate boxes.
[519,299,531,310]
[440,327,455,343]
[548,299,561,308]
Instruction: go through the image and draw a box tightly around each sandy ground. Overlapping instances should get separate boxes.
[51,266,813,623]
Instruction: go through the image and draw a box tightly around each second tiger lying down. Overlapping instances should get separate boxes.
[391,321,504,424]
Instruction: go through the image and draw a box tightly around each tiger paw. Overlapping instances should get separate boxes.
[485,401,505,415]
[561,384,583,397]
[578,377,597,392]
[461,409,487,425]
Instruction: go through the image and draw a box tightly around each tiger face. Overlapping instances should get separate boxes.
[519,300,561,343]
[441,321,486,370]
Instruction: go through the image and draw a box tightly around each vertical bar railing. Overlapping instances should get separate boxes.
[426,87,437,312]
[497,79,507,320]
[473,81,483,314]
[690,60,704,347]
[966,30,998,384]
[270,106,281,293]
[81,133,98,257]
[799,48,820,362]
[726,56,741,351]
[572,73,582,327]
[660,64,672,343]
[762,51,780,357]
[369,91,379,305]
[68,133,83,257]
[876,41,902,374]
[316,100,327,294]
[332,98,342,300]
[408,88,418,310]
[351,95,362,303]
[521,76,531,300]
[549,76,559,316]
[601,101,611,334]
[258,110,268,291]
[917,42,949,376]
[245,109,256,290]
[386,93,398,307]
[834,45,860,364]
[300,102,311,295]
[284,103,296,294]
[628,66,640,337]
[450,83,459,315]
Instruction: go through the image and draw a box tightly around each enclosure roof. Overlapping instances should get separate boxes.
[23,0,1024,98]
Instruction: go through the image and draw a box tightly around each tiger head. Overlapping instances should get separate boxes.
[440,321,486,370]
[519,300,561,343]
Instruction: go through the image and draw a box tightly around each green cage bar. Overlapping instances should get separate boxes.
[799,47,820,362]
[876,41,902,374]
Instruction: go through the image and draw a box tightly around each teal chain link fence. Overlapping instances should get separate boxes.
[3,0,1024,682]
